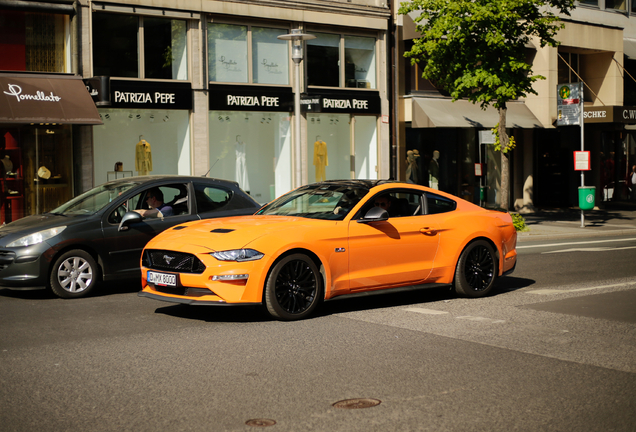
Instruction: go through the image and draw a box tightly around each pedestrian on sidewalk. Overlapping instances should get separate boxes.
[628,165,636,200]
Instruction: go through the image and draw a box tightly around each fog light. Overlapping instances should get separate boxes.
[211,274,249,281]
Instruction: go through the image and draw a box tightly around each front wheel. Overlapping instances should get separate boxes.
[264,254,322,321]
[50,250,99,299]
[453,240,497,298]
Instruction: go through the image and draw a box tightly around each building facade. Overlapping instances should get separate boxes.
[0,0,391,224]
[395,0,636,211]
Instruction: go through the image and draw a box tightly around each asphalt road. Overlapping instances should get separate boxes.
[1,235,635,432]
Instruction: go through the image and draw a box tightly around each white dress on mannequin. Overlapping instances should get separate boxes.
[235,138,250,192]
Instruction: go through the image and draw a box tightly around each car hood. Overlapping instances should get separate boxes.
[147,215,332,252]
[0,213,88,244]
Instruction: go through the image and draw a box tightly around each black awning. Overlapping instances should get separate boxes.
[0,74,102,125]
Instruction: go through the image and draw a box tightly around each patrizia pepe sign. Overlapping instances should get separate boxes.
[3,84,62,103]
[109,80,192,110]
[301,91,381,114]
[209,85,294,112]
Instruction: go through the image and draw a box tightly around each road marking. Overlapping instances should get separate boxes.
[526,280,636,295]
[404,308,448,315]
[456,316,506,324]
[543,245,636,254]
[517,237,636,249]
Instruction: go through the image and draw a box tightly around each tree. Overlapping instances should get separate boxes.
[399,0,575,210]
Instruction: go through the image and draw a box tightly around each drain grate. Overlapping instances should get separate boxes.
[332,398,382,409]
[245,418,276,427]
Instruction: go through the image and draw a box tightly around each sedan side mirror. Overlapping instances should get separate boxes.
[118,211,143,231]
[357,206,389,223]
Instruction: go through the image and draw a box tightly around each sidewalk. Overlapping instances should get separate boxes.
[516,206,636,242]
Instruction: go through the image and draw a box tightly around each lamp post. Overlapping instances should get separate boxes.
[278,29,315,188]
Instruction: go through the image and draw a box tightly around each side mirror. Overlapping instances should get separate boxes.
[118,211,143,231]
[357,206,389,223]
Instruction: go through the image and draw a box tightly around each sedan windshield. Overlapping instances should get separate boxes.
[257,184,368,220]
[50,182,139,216]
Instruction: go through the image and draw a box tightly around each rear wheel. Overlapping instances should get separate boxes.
[453,240,497,297]
[50,250,99,299]
[264,254,322,321]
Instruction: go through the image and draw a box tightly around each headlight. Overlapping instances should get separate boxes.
[7,226,67,247]
[211,249,264,262]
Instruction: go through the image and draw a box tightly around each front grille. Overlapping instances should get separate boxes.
[0,251,16,271]
[143,249,206,274]
[154,286,213,297]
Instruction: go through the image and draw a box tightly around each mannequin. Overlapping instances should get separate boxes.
[406,149,420,184]
[313,136,328,182]
[135,138,153,175]
[429,150,440,190]
[2,155,13,175]
[235,135,250,192]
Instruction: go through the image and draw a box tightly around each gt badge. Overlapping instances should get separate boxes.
[335,248,345,253]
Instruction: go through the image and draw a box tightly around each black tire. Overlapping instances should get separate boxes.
[453,240,497,298]
[50,250,99,299]
[264,254,322,321]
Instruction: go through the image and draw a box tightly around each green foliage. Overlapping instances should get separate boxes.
[492,123,516,153]
[399,0,575,109]
[511,212,529,232]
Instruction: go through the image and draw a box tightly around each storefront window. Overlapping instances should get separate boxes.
[0,11,68,72]
[606,0,626,10]
[252,27,289,85]
[354,116,378,179]
[144,18,188,80]
[93,13,188,80]
[307,33,340,87]
[307,114,351,182]
[93,109,191,183]
[208,23,248,83]
[208,111,291,203]
[0,126,73,223]
[345,36,376,89]
[93,13,139,78]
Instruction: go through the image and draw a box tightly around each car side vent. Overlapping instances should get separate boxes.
[172,226,187,230]
[210,228,234,233]
[143,249,206,274]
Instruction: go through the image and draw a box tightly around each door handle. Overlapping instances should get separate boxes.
[420,227,437,235]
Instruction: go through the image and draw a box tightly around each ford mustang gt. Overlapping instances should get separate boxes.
[138,180,517,320]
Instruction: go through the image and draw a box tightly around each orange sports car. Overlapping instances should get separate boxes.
[138,180,517,320]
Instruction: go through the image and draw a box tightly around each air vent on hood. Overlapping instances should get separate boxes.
[210,228,234,233]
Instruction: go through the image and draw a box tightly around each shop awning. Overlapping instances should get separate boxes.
[0,74,102,125]
[411,97,542,128]
[624,38,636,60]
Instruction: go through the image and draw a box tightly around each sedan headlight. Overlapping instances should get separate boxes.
[7,226,67,247]
[211,249,264,262]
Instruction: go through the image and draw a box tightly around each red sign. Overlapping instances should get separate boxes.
[574,151,591,171]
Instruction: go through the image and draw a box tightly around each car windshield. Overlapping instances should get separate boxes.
[257,184,369,220]
[50,182,139,216]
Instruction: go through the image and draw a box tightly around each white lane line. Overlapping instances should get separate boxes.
[404,308,449,315]
[543,245,636,254]
[517,237,636,249]
[526,280,636,295]
[456,316,506,324]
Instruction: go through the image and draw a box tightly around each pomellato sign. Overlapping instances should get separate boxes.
[3,84,62,103]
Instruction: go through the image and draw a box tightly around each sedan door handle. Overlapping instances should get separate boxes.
[420,227,437,235]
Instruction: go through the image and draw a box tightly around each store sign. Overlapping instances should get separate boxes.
[301,91,381,114]
[583,106,636,124]
[209,85,293,112]
[109,80,192,110]
[83,76,111,106]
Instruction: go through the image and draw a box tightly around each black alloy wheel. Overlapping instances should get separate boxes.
[264,254,322,320]
[453,240,497,297]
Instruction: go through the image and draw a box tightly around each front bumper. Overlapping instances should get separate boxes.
[138,290,260,306]
[0,246,52,289]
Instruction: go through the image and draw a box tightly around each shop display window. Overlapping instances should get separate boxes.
[208,111,292,204]
[92,13,188,80]
[344,36,376,89]
[0,10,69,73]
[93,109,191,183]
[208,23,289,85]
[307,33,377,89]
[252,27,289,85]
[307,33,340,87]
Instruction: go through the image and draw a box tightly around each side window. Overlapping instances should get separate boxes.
[194,183,232,213]
[426,193,457,214]
[107,183,189,223]
[360,190,424,219]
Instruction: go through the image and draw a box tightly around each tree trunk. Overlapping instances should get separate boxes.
[498,105,510,211]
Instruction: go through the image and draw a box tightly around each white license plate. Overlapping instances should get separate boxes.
[147,271,177,287]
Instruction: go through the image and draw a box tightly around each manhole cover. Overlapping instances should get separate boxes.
[333,398,382,409]
[245,418,276,427]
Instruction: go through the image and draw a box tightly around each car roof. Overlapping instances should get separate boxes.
[101,175,241,188]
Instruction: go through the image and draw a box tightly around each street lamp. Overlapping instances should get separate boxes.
[278,29,315,188]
